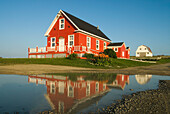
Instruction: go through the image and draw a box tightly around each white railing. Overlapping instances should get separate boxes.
[74,46,81,51]
[47,47,56,51]
[38,47,46,53]
[29,45,87,53]
[30,48,36,53]
[82,46,86,52]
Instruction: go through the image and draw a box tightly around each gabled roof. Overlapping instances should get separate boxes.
[144,45,152,53]
[107,42,124,47]
[44,10,111,42]
[126,47,130,49]
[139,45,152,53]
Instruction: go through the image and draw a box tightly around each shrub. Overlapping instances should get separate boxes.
[68,53,78,60]
[84,53,94,59]
[104,49,117,58]
[92,54,112,66]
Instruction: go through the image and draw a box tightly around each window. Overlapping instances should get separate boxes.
[145,48,147,50]
[147,52,149,54]
[51,37,56,48]
[96,40,99,50]
[103,84,106,90]
[50,82,55,94]
[140,48,141,50]
[87,37,91,48]
[59,82,64,94]
[122,51,124,56]
[59,18,65,30]
[104,42,106,50]
[68,85,74,97]
[58,101,64,113]
[86,82,90,96]
[96,82,99,92]
[68,35,74,47]
[114,48,118,52]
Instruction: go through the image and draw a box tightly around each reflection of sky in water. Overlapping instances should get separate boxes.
[0,75,50,113]
[0,74,170,113]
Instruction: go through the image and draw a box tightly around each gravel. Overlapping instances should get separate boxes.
[104,80,170,114]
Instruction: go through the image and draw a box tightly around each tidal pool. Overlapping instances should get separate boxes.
[0,74,170,113]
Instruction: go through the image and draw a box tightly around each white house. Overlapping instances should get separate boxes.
[136,45,153,57]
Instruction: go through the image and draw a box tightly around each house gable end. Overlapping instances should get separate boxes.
[44,10,79,37]
[48,14,77,37]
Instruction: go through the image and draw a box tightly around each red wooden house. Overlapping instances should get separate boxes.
[28,10,130,59]
[28,74,110,113]
[107,42,130,59]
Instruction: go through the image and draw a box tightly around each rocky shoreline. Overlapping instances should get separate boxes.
[103,80,170,114]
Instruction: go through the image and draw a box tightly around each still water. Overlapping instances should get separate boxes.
[0,74,170,113]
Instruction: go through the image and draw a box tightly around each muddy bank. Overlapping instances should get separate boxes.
[104,80,170,114]
[0,63,170,76]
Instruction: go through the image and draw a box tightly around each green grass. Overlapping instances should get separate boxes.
[0,58,169,69]
[46,73,117,82]
[157,58,170,64]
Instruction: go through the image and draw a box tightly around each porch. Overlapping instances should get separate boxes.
[28,45,88,58]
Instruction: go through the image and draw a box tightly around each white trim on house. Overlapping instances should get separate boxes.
[87,37,91,48]
[96,40,99,50]
[44,11,62,36]
[61,10,79,30]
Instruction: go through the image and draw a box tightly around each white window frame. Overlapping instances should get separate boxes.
[59,18,65,30]
[87,37,91,48]
[51,37,56,48]
[122,51,124,56]
[68,35,74,48]
[68,85,74,97]
[58,101,64,113]
[95,82,99,92]
[103,84,106,90]
[96,40,99,50]
[50,82,56,94]
[86,82,90,96]
[104,42,107,50]
[114,47,118,52]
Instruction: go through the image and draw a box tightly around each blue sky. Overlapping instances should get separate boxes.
[0,0,170,58]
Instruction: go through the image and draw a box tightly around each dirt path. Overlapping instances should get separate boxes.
[0,63,170,75]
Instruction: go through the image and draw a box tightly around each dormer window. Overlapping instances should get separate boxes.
[59,18,65,30]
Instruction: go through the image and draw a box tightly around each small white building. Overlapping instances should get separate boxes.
[136,45,153,57]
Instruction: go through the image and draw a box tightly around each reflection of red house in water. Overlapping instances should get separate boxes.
[28,75,110,113]
[107,74,129,90]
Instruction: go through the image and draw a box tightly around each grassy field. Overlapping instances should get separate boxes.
[0,57,163,69]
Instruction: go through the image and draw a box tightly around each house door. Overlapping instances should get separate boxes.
[140,52,146,57]
[59,38,65,52]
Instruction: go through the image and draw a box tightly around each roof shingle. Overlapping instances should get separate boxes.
[107,42,124,46]
[62,10,111,41]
